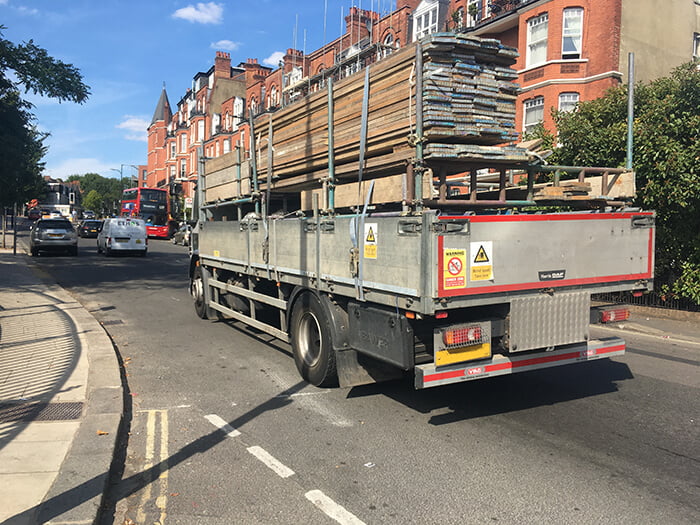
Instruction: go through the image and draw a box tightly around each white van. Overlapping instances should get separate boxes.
[97,218,148,256]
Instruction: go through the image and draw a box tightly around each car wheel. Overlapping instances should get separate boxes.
[97,243,102,254]
[172,237,177,244]
[289,292,338,387]
[31,247,38,257]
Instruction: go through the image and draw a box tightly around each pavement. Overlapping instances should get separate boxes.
[0,232,123,525]
[0,226,698,524]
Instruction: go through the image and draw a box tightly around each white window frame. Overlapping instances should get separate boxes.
[558,92,579,113]
[414,3,439,41]
[562,8,583,60]
[694,33,700,59]
[180,134,187,153]
[466,0,480,29]
[526,13,549,68]
[523,96,545,133]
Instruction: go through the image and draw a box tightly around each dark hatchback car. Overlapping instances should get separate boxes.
[78,219,103,238]
[30,218,78,256]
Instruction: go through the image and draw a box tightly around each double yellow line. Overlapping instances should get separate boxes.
[136,409,169,524]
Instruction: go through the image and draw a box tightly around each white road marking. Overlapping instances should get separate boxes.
[247,446,295,478]
[205,414,241,437]
[305,490,366,525]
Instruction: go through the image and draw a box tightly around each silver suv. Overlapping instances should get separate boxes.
[30,218,78,256]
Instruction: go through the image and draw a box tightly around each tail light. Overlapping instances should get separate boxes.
[600,307,630,323]
[592,305,631,324]
[443,325,483,347]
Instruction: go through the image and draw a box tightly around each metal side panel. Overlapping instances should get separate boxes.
[436,212,655,299]
[197,216,425,304]
[415,337,625,389]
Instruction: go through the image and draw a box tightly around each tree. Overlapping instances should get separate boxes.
[67,173,125,216]
[550,62,700,304]
[82,189,103,213]
[0,26,90,209]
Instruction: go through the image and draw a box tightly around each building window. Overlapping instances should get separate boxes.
[381,33,394,58]
[414,4,439,41]
[523,96,545,133]
[169,143,176,159]
[466,0,480,28]
[562,8,583,59]
[180,134,187,153]
[558,92,579,112]
[526,13,548,67]
[694,33,700,59]
[223,139,231,154]
[179,160,186,177]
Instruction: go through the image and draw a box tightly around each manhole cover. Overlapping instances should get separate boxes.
[0,402,84,422]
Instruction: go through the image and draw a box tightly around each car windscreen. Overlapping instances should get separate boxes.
[38,220,72,230]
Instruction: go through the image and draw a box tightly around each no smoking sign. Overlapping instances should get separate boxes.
[443,249,467,290]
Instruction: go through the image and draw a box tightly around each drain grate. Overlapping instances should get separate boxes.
[0,401,84,422]
[101,319,123,326]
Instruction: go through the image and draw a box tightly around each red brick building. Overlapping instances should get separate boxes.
[147,0,699,215]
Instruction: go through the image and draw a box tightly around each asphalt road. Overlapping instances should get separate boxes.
[25,232,700,525]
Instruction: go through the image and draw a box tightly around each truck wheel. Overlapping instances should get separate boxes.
[290,293,338,387]
[191,266,209,319]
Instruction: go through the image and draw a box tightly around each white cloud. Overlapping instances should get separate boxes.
[17,6,39,15]
[210,39,240,51]
[116,116,149,142]
[172,2,223,24]
[44,158,115,180]
[262,51,285,67]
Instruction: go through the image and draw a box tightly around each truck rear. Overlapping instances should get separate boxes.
[188,33,654,389]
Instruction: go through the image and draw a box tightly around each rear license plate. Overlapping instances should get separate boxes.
[115,237,129,242]
[135,239,142,244]
[49,234,63,238]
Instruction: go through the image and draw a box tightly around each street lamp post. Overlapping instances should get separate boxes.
[110,164,140,215]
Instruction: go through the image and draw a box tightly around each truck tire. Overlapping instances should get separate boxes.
[191,266,209,319]
[290,292,338,387]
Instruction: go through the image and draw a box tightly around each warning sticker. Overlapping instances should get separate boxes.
[443,249,467,290]
[364,223,377,259]
[470,241,493,281]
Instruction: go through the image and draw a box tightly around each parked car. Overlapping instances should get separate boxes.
[171,224,192,246]
[97,217,147,256]
[83,210,96,219]
[27,208,41,220]
[30,218,78,256]
[78,219,103,238]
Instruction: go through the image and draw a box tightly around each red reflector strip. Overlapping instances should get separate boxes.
[423,343,625,383]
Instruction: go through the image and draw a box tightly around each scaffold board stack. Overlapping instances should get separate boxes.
[203,33,529,208]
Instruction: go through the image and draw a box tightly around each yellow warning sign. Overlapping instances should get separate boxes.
[443,249,467,290]
[364,223,377,259]
[470,241,493,281]
[473,245,489,263]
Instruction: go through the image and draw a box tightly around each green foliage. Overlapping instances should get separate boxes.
[0,26,90,208]
[67,173,126,216]
[550,62,700,304]
[82,189,103,214]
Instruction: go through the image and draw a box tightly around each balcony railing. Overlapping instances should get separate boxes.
[489,0,521,16]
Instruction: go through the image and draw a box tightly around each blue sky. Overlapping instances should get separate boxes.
[1,0,398,180]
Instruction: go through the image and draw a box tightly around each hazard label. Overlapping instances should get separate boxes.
[364,223,377,259]
[470,241,493,281]
[443,249,467,290]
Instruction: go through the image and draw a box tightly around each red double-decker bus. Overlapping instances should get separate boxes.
[121,187,173,238]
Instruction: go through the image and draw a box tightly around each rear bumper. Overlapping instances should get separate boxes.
[415,337,625,389]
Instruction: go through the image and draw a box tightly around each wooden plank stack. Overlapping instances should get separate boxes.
[203,33,529,207]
